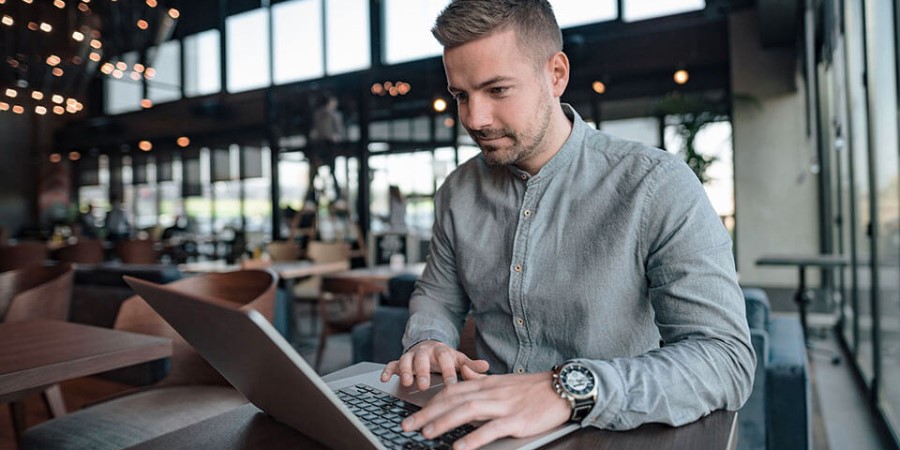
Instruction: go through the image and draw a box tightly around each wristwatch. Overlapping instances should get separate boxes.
[551,361,598,422]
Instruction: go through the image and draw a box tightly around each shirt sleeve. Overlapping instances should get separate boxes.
[401,187,471,352]
[580,158,756,430]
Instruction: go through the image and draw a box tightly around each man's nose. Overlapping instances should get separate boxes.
[462,97,492,131]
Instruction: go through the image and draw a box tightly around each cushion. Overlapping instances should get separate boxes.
[21,386,247,450]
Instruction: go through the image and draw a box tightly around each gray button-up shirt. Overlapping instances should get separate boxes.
[403,105,755,430]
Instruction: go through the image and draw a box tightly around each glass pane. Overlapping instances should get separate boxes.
[369,152,435,233]
[600,117,660,147]
[147,40,181,104]
[185,30,222,97]
[227,8,271,93]
[665,120,734,234]
[105,53,142,114]
[273,0,324,83]
[325,0,370,74]
[551,0,617,29]
[384,0,448,64]
[624,0,704,22]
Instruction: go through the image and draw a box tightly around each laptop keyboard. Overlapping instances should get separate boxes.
[336,384,475,450]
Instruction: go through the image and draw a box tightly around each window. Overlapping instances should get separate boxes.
[624,0,705,22]
[600,117,660,147]
[105,52,142,115]
[147,40,182,104]
[185,30,222,97]
[226,8,271,93]
[273,0,324,83]
[384,0,448,64]
[551,0,617,29]
[325,0,370,74]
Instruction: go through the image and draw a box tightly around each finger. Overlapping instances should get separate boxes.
[454,418,520,450]
[460,364,487,381]
[397,352,415,387]
[413,350,433,390]
[436,350,458,385]
[465,359,490,374]
[419,398,509,440]
[380,360,399,382]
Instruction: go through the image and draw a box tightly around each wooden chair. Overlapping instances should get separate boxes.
[315,276,382,372]
[55,238,104,264]
[267,240,300,262]
[115,269,278,387]
[291,241,351,334]
[115,239,159,264]
[0,263,74,444]
[0,241,49,272]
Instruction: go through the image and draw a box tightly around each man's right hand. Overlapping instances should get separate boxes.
[380,340,490,391]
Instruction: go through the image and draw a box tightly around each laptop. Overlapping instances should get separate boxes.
[123,276,579,450]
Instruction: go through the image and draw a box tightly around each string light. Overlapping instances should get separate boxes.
[40,22,53,32]
[433,98,448,113]
[52,95,64,104]
[12,105,24,114]
[49,153,62,163]
[53,105,65,115]
[54,0,66,9]
[136,20,148,30]
[138,140,153,151]
[5,88,17,98]
[0,102,8,111]
[1,16,13,26]
[68,151,80,161]
[35,105,47,115]
[674,69,689,85]
[140,98,152,109]
[591,81,606,94]
[168,8,179,19]
[72,31,84,41]
[176,136,190,147]
[31,91,43,100]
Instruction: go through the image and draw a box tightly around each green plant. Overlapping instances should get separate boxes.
[655,93,731,184]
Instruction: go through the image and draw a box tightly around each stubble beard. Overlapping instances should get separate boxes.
[470,94,553,168]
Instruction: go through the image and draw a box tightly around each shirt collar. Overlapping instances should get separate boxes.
[507,104,587,182]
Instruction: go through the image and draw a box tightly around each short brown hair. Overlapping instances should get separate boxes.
[432,0,563,63]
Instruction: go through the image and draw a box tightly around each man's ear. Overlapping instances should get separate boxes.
[548,51,570,98]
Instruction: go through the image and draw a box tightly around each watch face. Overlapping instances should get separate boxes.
[560,364,595,397]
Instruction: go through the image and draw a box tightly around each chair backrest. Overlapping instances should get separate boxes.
[307,241,350,263]
[267,241,299,262]
[114,269,278,386]
[0,263,74,323]
[0,241,49,273]
[55,239,104,264]
[115,239,159,264]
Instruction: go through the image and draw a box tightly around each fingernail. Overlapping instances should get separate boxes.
[418,376,429,385]
[455,441,468,450]
[402,417,414,429]
[401,373,412,383]
[423,424,433,436]
[381,371,389,379]
[445,377,457,384]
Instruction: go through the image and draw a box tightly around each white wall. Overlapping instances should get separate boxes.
[730,10,821,287]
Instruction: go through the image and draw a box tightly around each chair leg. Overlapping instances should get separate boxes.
[9,401,26,446]
[315,328,329,373]
[42,384,67,418]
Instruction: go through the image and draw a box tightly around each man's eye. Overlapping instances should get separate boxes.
[453,93,468,102]
[490,87,508,95]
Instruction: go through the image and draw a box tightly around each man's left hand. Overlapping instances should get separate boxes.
[401,365,572,450]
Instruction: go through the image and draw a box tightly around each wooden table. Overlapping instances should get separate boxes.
[129,362,737,450]
[322,262,427,288]
[756,254,849,342]
[179,259,350,280]
[0,320,172,402]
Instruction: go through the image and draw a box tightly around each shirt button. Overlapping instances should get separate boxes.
[515,317,524,326]
[523,209,532,217]
[515,367,525,374]
[514,264,522,273]
[520,174,527,180]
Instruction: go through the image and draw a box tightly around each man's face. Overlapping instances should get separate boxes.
[443,28,555,168]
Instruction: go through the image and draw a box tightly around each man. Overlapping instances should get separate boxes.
[104,193,131,242]
[380,1,755,449]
